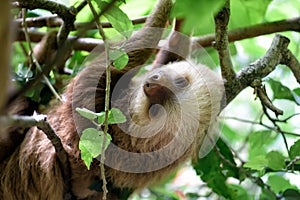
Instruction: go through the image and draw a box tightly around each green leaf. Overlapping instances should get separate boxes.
[172,0,226,35]
[76,107,98,120]
[268,175,298,194]
[25,82,45,102]
[266,151,286,170]
[290,139,300,162]
[259,187,276,200]
[108,108,127,124]
[79,128,112,169]
[230,0,272,29]
[97,108,127,124]
[244,155,268,171]
[193,139,236,199]
[292,88,300,104]
[79,144,93,170]
[96,1,133,39]
[221,123,240,142]
[227,184,252,200]
[96,112,105,124]
[248,131,278,159]
[282,189,300,200]
[109,49,129,70]
[216,139,238,178]
[268,79,299,105]
[80,128,103,157]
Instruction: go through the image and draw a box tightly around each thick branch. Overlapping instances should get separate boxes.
[226,34,291,102]
[153,19,190,67]
[193,17,300,48]
[15,17,300,52]
[13,0,79,47]
[6,0,121,111]
[13,0,76,30]
[14,15,147,29]
[281,49,300,84]
[213,0,236,83]
[0,114,74,199]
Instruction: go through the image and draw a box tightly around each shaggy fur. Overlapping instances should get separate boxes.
[0,0,224,199]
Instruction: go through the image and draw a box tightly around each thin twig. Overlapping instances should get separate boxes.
[223,116,300,137]
[261,103,291,158]
[255,85,283,116]
[286,156,300,169]
[22,9,63,102]
[87,0,111,199]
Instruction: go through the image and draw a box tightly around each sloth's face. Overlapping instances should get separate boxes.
[142,68,190,117]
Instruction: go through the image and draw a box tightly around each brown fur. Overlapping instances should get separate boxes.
[0,0,224,199]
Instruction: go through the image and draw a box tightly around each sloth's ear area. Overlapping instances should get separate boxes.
[152,19,191,69]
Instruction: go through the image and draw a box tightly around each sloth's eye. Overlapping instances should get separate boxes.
[174,77,189,88]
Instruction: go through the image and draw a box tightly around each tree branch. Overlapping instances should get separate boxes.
[213,0,236,86]
[153,19,190,67]
[14,15,147,29]
[13,0,77,45]
[281,49,300,84]
[255,85,283,116]
[14,17,300,52]
[0,114,75,199]
[226,34,291,102]
[193,17,300,48]
[5,0,120,112]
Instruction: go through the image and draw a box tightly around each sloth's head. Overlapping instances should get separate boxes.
[114,61,224,140]
[142,65,190,117]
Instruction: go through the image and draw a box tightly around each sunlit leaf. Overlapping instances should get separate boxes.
[97,108,127,124]
[79,144,93,170]
[172,0,226,35]
[244,155,268,171]
[108,107,127,124]
[80,128,103,158]
[290,139,300,163]
[79,128,112,169]
[268,79,299,105]
[109,49,129,70]
[248,130,278,159]
[96,1,133,38]
[76,107,98,120]
[266,151,286,171]
[292,88,300,104]
[230,0,272,28]
[268,175,298,194]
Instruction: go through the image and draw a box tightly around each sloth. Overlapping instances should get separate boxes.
[0,0,224,199]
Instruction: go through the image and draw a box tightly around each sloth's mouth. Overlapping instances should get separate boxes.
[144,83,174,104]
[148,103,162,117]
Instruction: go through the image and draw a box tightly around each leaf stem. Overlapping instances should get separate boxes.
[87,1,112,199]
